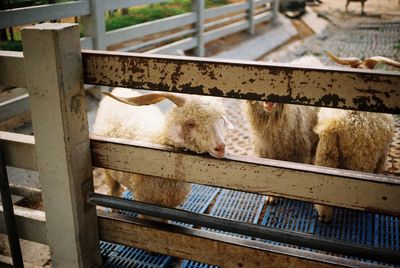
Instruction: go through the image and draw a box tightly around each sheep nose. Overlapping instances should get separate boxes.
[214,144,225,156]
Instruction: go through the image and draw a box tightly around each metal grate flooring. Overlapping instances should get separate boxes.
[100,107,400,268]
[181,189,266,268]
[101,184,220,267]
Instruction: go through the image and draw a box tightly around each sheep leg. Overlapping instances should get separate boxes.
[104,169,122,197]
[345,0,351,12]
[314,131,340,223]
[374,153,389,173]
[361,1,365,15]
[104,169,122,213]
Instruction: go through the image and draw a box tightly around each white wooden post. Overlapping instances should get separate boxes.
[272,0,280,24]
[192,0,205,57]
[247,0,255,35]
[82,0,106,50]
[21,23,102,268]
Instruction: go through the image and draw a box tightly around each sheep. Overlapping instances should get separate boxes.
[244,102,319,164]
[314,52,396,222]
[244,57,321,203]
[93,88,233,220]
[245,54,395,221]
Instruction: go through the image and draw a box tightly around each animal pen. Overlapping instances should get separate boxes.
[0,23,399,267]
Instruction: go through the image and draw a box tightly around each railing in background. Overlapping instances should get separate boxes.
[0,0,279,56]
[0,23,400,267]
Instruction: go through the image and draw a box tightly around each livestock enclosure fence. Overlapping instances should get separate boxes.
[0,23,399,267]
[0,0,279,56]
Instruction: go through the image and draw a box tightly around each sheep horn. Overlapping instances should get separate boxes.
[103,92,186,107]
[326,51,362,68]
[363,56,400,70]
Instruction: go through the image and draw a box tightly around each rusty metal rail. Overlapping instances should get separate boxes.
[88,192,400,266]
[82,50,400,114]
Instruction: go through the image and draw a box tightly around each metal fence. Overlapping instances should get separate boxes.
[0,0,279,56]
[0,23,399,268]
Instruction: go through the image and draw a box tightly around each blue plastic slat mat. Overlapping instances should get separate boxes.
[100,240,123,259]
[181,189,266,268]
[101,184,220,268]
[260,198,400,266]
[374,214,399,250]
[314,207,373,246]
[180,260,218,268]
[103,250,173,268]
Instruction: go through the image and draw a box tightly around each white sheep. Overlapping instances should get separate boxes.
[93,88,233,220]
[244,57,321,203]
[313,52,396,222]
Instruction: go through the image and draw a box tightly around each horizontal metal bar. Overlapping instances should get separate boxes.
[0,94,30,122]
[89,192,400,265]
[145,37,197,54]
[105,12,196,46]
[255,0,273,7]
[204,13,246,30]
[104,0,170,11]
[119,29,196,52]
[0,204,47,245]
[204,20,249,42]
[100,213,381,267]
[0,1,90,28]
[204,2,248,20]
[254,11,273,24]
[0,51,26,88]
[80,36,94,50]
[0,132,398,215]
[0,132,36,171]
[9,184,42,203]
[90,136,400,216]
[82,50,400,113]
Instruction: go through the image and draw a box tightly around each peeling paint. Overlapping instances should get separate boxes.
[81,52,400,114]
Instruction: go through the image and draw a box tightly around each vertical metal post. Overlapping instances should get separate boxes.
[82,0,106,50]
[0,142,23,268]
[272,0,280,24]
[192,0,205,57]
[247,0,255,35]
[21,23,101,268]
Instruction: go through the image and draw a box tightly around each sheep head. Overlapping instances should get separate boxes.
[246,100,284,120]
[103,92,233,158]
[164,96,233,158]
[327,51,400,69]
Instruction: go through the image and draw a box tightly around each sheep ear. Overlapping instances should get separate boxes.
[168,124,184,145]
[326,51,362,68]
[364,56,400,69]
[103,92,186,107]
[222,116,234,129]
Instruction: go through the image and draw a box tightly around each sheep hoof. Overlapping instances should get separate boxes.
[314,204,333,223]
[266,196,278,205]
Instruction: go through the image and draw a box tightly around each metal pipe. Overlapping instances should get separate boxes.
[88,192,400,266]
[0,142,24,268]
[9,183,42,203]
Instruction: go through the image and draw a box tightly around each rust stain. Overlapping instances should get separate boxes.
[81,52,400,114]
[174,154,185,181]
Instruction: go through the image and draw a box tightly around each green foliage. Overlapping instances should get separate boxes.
[106,2,188,31]
[0,40,23,51]
[106,0,228,31]
[394,40,400,50]
[206,0,228,8]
